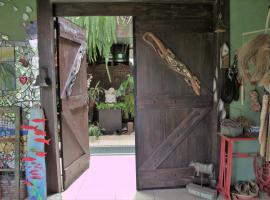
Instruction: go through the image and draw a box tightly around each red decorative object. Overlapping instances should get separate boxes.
[19,76,28,85]
[218,134,258,200]
[19,58,29,67]
[254,156,270,196]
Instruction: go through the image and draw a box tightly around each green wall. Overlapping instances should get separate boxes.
[230,0,270,183]
[230,0,270,124]
[0,0,36,41]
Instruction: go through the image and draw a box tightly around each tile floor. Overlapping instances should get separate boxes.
[61,155,269,200]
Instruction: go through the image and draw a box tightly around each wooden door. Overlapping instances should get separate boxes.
[57,18,89,189]
[135,11,216,189]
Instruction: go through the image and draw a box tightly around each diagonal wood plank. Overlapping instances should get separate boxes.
[139,107,211,170]
[62,110,89,153]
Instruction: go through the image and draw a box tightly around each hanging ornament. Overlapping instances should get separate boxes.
[19,58,29,67]
[19,76,28,85]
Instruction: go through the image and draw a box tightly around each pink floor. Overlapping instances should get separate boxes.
[62,155,136,200]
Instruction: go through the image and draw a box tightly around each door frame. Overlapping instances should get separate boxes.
[37,0,227,194]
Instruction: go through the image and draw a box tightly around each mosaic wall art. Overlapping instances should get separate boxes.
[0,40,40,172]
[0,46,16,91]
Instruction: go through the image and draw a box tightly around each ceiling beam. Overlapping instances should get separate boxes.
[54,2,213,17]
[52,0,215,3]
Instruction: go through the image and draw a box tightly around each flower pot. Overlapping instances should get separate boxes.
[98,109,122,134]
[127,122,134,134]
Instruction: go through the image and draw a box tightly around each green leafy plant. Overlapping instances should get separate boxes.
[88,81,104,104]
[96,102,125,110]
[122,94,135,120]
[67,16,117,83]
[89,123,103,139]
[117,75,135,120]
[116,74,134,97]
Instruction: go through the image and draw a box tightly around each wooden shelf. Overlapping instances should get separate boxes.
[0,137,16,143]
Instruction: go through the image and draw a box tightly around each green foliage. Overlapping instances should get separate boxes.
[116,74,134,97]
[122,93,135,120]
[96,102,125,110]
[88,81,104,103]
[116,75,135,120]
[67,16,117,83]
[89,123,103,139]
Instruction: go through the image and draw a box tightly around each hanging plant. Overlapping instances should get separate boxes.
[67,16,117,83]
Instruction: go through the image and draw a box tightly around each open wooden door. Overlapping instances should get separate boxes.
[135,7,216,190]
[57,18,89,189]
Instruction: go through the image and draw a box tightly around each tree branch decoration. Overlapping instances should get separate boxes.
[143,32,201,96]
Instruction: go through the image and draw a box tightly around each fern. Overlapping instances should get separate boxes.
[66,16,117,83]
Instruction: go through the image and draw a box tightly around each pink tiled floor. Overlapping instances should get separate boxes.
[62,155,137,200]
[60,155,270,200]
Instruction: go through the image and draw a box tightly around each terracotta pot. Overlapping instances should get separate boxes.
[127,122,134,134]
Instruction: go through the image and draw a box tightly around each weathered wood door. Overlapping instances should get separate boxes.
[57,18,89,189]
[135,7,216,189]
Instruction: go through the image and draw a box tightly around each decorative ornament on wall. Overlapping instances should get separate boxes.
[19,76,28,85]
[0,41,40,120]
[143,32,201,96]
[220,43,229,69]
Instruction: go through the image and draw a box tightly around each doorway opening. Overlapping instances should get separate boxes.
[85,16,135,156]
[56,16,137,199]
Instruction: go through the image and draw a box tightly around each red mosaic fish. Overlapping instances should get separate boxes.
[30,175,42,180]
[30,169,38,174]
[22,157,36,162]
[35,165,43,169]
[31,172,40,176]
[34,129,47,136]
[32,118,46,123]
[25,180,33,187]
[36,152,47,157]
[35,138,51,145]
[21,125,37,130]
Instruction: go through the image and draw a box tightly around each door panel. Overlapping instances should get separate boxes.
[135,16,215,189]
[57,17,89,189]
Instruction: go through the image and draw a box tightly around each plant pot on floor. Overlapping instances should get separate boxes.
[98,109,122,134]
[127,122,134,134]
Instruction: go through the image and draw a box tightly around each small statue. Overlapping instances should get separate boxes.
[105,88,117,103]
[189,161,214,178]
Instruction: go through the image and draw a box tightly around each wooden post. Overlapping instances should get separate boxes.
[37,0,62,194]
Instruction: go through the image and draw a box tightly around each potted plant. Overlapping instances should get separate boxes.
[88,123,103,139]
[96,102,125,134]
[88,81,104,122]
[117,75,135,134]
